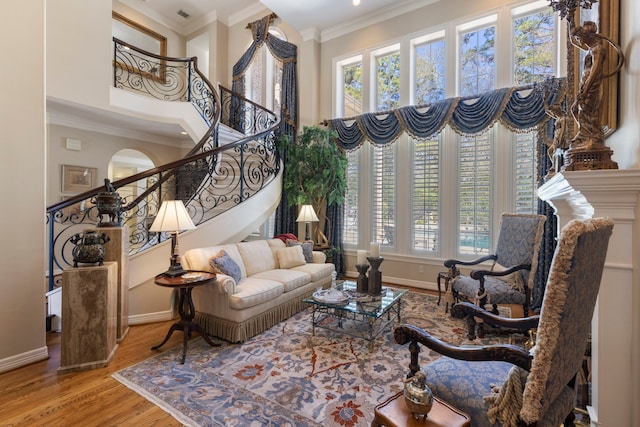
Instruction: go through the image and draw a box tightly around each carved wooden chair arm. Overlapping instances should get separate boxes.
[394,323,533,371]
[454,301,540,330]
[444,254,497,275]
[470,263,531,280]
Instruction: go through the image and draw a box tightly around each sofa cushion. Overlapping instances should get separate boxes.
[210,250,242,283]
[276,245,306,269]
[286,239,313,263]
[183,244,246,278]
[252,269,311,292]
[292,262,335,282]
[230,278,284,310]
[236,240,277,276]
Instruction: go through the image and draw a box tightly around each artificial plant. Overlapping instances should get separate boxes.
[276,125,347,246]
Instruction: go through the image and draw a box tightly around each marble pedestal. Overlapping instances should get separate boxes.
[59,262,118,373]
[101,227,129,342]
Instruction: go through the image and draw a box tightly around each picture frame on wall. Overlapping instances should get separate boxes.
[62,165,97,193]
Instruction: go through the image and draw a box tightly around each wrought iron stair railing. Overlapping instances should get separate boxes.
[45,39,280,291]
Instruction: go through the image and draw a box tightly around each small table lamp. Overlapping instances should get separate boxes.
[296,204,319,242]
[150,200,196,277]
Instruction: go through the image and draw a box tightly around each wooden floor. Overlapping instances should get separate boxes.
[0,320,184,426]
[0,287,520,426]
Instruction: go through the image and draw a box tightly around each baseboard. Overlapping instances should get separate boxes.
[345,270,437,292]
[0,346,49,374]
[128,310,175,325]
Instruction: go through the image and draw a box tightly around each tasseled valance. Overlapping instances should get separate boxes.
[324,77,566,151]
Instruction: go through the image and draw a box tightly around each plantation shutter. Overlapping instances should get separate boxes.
[372,145,395,245]
[412,137,440,251]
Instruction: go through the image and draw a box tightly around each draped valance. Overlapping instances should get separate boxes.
[324,77,566,151]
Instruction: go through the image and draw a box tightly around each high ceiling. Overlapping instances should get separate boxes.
[117,0,439,37]
[50,0,441,143]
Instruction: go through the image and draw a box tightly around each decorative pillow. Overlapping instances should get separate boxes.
[209,250,242,282]
[274,233,298,244]
[286,239,313,263]
[492,262,525,292]
[276,246,306,269]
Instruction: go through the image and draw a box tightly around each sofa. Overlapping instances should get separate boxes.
[182,238,335,343]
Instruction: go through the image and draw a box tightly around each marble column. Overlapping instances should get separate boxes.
[538,170,640,427]
[102,227,129,342]
[59,262,118,373]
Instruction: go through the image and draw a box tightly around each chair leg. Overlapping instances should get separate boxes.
[466,315,477,340]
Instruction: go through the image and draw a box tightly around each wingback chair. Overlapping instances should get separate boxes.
[446,213,546,337]
[395,217,613,427]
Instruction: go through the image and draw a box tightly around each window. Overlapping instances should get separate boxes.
[413,32,446,104]
[334,1,558,260]
[374,46,401,110]
[458,134,492,254]
[338,56,363,245]
[371,145,395,246]
[411,138,440,251]
[458,16,496,97]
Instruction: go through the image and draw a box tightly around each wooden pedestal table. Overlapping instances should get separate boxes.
[151,271,220,364]
[372,391,471,427]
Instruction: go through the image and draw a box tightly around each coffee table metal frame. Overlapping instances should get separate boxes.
[303,281,408,351]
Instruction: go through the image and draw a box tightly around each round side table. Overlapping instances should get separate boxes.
[151,271,220,364]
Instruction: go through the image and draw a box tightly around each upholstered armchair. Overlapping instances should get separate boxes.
[395,217,613,427]
[446,213,546,336]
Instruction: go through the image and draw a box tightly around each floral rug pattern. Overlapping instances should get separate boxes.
[113,292,510,426]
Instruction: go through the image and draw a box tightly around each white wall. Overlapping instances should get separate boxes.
[0,1,48,370]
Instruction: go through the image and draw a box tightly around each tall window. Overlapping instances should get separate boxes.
[333,1,559,259]
[411,32,445,252]
[457,17,496,254]
[371,46,399,245]
[512,3,557,213]
[339,56,363,245]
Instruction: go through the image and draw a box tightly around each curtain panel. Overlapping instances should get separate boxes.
[231,14,299,236]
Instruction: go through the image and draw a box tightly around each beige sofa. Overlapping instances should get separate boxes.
[182,238,335,343]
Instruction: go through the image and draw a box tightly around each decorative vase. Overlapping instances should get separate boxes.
[92,179,125,227]
[403,371,434,420]
[70,229,110,267]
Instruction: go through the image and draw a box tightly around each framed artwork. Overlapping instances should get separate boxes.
[112,11,167,82]
[61,195,92,219]
[62,165,97,193]
[569,0,620,137]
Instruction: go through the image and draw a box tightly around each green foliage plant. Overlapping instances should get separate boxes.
[276,125,347,246]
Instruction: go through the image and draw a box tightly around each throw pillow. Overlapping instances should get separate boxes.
[492,262,525,292]
[274,233,298,244]
[209,250,242,282]
[276,245,306,269]
[286,239,313,263]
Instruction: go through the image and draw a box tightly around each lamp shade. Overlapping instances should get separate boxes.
[296,205,319,223]
[149,200,196,232]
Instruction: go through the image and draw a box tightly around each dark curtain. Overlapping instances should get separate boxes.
[326,202,345,277]
[231,14,298,235]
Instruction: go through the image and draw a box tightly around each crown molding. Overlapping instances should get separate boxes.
[319,0,440,43]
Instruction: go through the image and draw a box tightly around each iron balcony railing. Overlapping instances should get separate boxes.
[45,39,280,291]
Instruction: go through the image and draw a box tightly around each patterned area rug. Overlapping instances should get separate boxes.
[113,292,511,426]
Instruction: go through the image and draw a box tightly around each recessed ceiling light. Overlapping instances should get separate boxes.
[353,0,361,5]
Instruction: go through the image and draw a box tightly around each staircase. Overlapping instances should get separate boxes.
[45,38,282,293]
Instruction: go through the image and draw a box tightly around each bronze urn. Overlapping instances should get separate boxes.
[70,229,110,267]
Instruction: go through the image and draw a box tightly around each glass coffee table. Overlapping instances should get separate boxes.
[303,281,408,351]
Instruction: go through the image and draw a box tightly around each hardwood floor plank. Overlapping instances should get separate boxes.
[0,320,183,426]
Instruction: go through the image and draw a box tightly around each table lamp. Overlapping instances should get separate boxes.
[150,200,196,277]
[296,204,319,242]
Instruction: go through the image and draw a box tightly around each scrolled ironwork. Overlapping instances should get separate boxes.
[46,44,280,292]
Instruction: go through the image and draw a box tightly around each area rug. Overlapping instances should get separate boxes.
[113,292,512,426]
